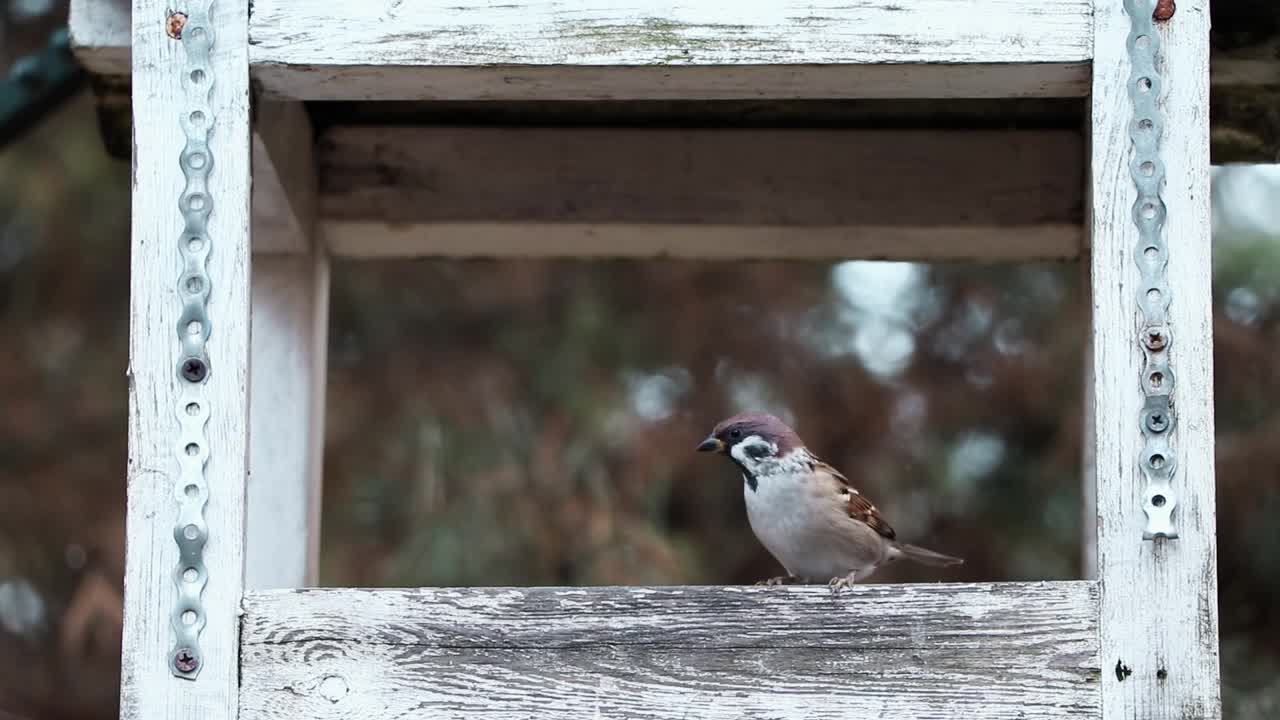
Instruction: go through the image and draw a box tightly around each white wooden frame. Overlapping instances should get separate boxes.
[108,1,1220,719]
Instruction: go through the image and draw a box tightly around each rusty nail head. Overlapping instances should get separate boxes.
[174,648,199,673]
[167,12,188,39]
[1153,0,1175,21]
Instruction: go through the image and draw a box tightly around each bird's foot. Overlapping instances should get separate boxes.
[827,573,857,594]
[757,575,806,586]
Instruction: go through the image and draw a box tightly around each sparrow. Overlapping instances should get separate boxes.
[696,411,962,589]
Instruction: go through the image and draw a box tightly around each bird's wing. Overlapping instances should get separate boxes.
[809,458,897,540]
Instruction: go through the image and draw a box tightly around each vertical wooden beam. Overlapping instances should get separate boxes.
[245,91,325,589]
[251,101,318,254]
[122,0,249,716]
[1081,260,1097,582]
[1090,1,1220,719]
[247,252,329,588]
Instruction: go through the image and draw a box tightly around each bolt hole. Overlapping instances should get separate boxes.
[1141,203,1156,220]
[1147,288,1162,304]
[1136,35,1151,50]
[1150,454,1165,469]
[182,610,197,625]
[185,402,200,416]
[189,27,206,40]
[1140,161,1155,177]
[188,153,206,170]
[186,237,204,253]
[183,567,198,582]
[190,69,205,84]
[183,524,199,540]
[1149,372,1164,389]
[185,443,199,456]
[185,276,203,294]
[187,194,205,212]
[189,111,205,126]
[187,321,202,336]
[1152,494,1167,507]
[1137,77,1152,92]
[1139,118,1154,131]
[1143,245,1159,260]
[184,483,199,498]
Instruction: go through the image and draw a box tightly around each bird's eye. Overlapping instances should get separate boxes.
[729,429,742,439]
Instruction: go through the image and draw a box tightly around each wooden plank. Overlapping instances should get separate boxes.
[317,127,1084,260]
[246,252,328,589]
[240,582,1102,720]
[69,0,129,75]
[1088,1,1221,719]
[71,0,317,254]
[251,101,318,254]
[248,0,1093,101]
[321,221,1081,261]
[122,0,249,716]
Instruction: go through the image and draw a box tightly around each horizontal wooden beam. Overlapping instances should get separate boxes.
[67,0,1096,101]
[316,126,1083,260]
[240,581,1102,719]
[248,0,1092,101]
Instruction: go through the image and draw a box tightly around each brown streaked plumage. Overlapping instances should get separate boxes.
[697,412,962,588]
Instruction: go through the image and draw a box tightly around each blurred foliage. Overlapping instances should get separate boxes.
[2,11,1280,720]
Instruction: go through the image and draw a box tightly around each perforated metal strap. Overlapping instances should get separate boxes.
[172,1,215,679]
[1124,0,1177,540]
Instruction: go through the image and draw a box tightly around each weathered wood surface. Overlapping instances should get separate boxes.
[248,0,1093,101]
[246,253,328,589]
[318,126,1083,260]
[122,0,249,718]
[240,582,1101,719]
[1088,1,1221,718]
[70,0,318,254]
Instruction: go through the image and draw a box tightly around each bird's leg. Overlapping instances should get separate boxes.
[757,574,807,586]
[827,572,858,594]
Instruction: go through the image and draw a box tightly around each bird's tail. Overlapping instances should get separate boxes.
[892,543,964,568]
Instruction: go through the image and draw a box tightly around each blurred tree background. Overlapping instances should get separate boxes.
[2,2,1280,720]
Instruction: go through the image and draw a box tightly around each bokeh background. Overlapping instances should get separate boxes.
[3,2,1280,719]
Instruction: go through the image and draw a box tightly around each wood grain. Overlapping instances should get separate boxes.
[248,0,1093,100]
[122,0,249,717]
[317,126,1083,260]
[240,582,1101,719]
[1088,0,1221,718]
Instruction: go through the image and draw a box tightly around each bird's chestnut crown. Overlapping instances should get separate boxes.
[695,412,803,459]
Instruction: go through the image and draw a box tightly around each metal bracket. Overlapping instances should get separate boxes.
[171,1,216,679]
[1124,0,1178,540]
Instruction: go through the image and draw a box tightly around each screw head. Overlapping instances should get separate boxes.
[181,358,207,383]
[1143,329,1168,352]
[1146,412,1169,433]
[174,648,199,673]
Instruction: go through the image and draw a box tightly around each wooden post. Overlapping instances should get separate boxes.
[247,251,328,589]
[121,0,249,717]
[1089,1,1220,719]
[246,99,326,590]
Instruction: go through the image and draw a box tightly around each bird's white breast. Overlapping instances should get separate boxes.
[742,466,887,581]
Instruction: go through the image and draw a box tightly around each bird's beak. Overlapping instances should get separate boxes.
[696,436,725,453]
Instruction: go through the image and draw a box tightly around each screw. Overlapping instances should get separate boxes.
[167,12,188,39]
[181,358,207,383]
[1143,329,1167,352]
[174,648,199,673]
[1146,412,1168,433]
